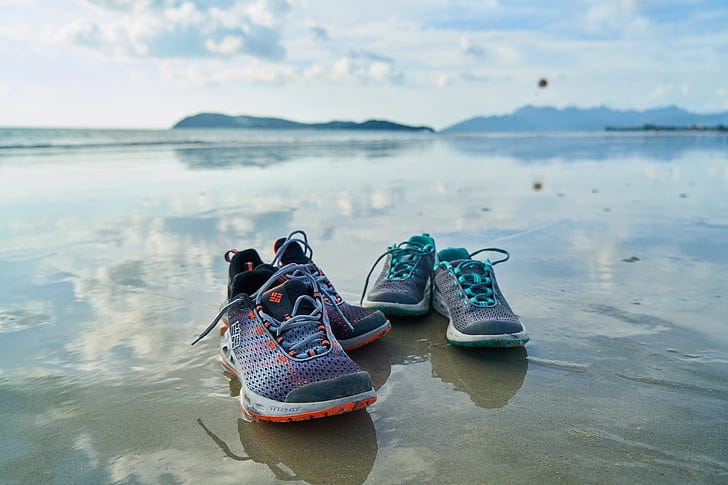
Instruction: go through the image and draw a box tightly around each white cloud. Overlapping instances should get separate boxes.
[435,73,453,87]
[368,61,401,82]
[583,0,651,36]
[245,0,291,28]
[156,59,301,87]
[459,36,484,57]
[164,2,204,26]
[310,25,328,42]
[327,53,403,84]
[650,83,671,100]
[434,71,492,87]
[2,0,727,127]
[205,35,244,55]
[60,0,289,60]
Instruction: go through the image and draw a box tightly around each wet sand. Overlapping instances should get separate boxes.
[1,130,727,483]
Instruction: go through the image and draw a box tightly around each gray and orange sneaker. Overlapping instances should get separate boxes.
[272,231,391,351]
[191,264,376,422]
[225,239,391,351]
[432,247,528,347]
[361,234,436,316]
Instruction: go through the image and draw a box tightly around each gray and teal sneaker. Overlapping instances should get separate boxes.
[361,234,436,316]
[432,247,528,347]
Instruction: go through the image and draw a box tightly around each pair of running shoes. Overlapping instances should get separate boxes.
[191,230,527,422]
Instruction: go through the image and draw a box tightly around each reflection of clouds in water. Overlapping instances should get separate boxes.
[0,307,53,334]
[108,448,269,484]
[58,203,352,374]
[173,138,434,169]
[7,135,725,377]
[368,446,437,483]
[6,195,338,374]
[0,259,93,374]
[444,133,728,163]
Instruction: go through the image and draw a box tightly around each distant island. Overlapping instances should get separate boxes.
[606,124,728,132]
[173,107,728,133]
[443,106,728,132]
[173,113,434,132]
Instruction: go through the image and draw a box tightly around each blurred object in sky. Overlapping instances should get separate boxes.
[538,78,549,89]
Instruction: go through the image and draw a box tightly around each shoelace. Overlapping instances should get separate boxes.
[360,240,435,304]
[439,248,509,307]
[272,230,344,306]
[191,263,330,358]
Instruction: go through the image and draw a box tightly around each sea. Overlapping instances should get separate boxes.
[1,127,727,483]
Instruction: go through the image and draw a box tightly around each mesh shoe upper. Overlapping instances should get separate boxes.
[197,267,374,404]
[227,298,369,402]
[433,248,524,336]
[363,234,436,305]
[273,233,388,342]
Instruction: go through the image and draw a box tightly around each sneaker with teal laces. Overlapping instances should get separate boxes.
[432,247,528,347]
[361,234,436,316]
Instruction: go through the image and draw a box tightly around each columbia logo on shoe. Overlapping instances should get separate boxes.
[269,292,283,303]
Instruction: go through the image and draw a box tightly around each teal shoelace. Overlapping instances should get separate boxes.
[360,240,435,304]
[437,248,509,307]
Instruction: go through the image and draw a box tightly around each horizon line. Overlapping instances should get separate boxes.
[2,103,726,131]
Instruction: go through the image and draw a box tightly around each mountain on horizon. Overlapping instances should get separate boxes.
[173,113,434,132]
[443,106,728,132]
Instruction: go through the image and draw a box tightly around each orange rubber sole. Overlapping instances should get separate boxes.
[247,396,377,423]
[219,357,376,422]
[342,324,391,352]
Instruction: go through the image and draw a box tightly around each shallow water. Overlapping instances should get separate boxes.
[1,129,727,484]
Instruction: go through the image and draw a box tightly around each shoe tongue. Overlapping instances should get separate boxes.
[438,247,470,262]
[261,279,314,321]
[231,267,275,298]
[274,237,311,264]
[255,262,278,273]
[408,233,434,248]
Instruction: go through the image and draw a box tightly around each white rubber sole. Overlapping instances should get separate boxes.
[362,278,431,316]
[432,286,529,348]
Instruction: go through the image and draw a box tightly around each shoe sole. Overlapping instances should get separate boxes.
[220,330,376,422]
[362,278,431,316]
[339,320,392,351]
[432,286,529,348]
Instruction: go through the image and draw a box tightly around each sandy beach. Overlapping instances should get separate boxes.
[1,129,727,483]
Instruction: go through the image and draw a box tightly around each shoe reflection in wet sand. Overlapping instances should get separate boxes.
[201,373,378,485]
[430,339,528,409]
[366,313,529,409]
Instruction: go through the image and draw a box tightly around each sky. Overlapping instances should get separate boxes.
[0,0,727,129]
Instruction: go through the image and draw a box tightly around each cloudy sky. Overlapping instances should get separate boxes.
[1,0,726,129]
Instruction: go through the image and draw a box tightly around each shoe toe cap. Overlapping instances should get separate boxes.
[284,371,373,403]
[352,310,389,333]
[366,290,420,305]
[461,319,524,336]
